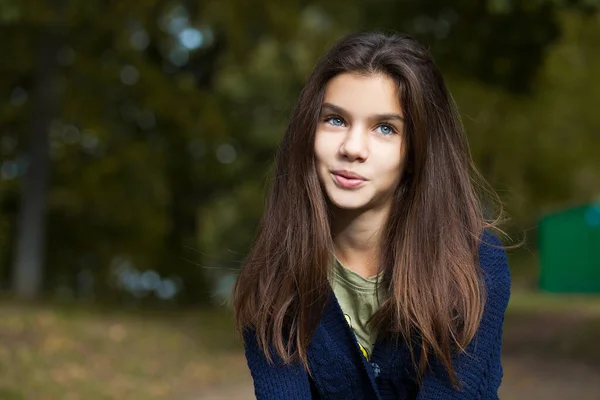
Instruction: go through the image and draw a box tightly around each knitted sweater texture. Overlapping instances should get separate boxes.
[243,232,511,399]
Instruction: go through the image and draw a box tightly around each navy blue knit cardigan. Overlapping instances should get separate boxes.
[243,232,511,399]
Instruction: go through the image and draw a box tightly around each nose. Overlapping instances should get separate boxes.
[339,125,368,161]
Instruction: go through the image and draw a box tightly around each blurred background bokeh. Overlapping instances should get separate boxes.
[1,0,600,399]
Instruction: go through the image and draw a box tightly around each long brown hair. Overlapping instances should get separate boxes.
[233,31,503,388]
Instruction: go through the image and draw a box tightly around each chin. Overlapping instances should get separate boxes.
[325,188,371,211]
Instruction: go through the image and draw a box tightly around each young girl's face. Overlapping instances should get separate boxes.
[314,72,406,213]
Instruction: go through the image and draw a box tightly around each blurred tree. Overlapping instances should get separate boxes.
[198,0,599,277]
[0,0,598,303]
[1,0,228,302]
[10,0,64,299]
[451,8,600,240]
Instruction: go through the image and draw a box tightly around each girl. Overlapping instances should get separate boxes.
[232,31,511,399]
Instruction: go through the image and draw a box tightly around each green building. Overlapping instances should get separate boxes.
[538,202,600,293]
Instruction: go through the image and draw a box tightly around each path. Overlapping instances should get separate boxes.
[499,355,600,400]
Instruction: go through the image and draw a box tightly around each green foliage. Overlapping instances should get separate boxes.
[0,1,598,303]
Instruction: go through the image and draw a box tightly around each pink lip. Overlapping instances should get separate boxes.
[331,170,367,189]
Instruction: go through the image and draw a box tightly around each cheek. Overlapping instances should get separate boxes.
[313,131,329,164]
[378,145,404,181]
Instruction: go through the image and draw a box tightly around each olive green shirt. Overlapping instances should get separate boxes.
[330,256,387,360]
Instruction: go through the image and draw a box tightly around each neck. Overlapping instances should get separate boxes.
[330,205,390,279]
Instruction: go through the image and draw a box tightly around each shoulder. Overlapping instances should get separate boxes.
[478,230,511,300]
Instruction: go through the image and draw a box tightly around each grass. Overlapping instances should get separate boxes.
[504,247,600,365]
[0,301,248,400]
[504,289,600,367]
[508,290,600,315]
[1,288,599,399]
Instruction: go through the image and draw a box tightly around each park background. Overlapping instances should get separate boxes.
[1,0,600,399]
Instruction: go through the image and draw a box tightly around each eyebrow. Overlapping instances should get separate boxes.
[320,102,405,122]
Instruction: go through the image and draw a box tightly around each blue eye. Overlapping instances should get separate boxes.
[328,117,345,127]
[376,124,395,135]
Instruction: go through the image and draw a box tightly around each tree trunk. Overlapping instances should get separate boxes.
[11,24,61,299]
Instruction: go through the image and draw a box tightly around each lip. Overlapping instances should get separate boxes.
[331,170,367,180]
[331,170,367,189]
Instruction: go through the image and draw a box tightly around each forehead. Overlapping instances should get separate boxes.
[322,72,402,116]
